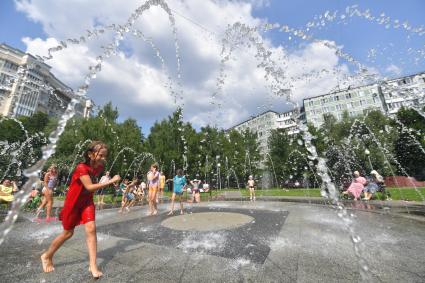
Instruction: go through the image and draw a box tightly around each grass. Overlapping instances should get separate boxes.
[52,187,425,203]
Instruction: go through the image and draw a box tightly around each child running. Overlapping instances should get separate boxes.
[168,169,187,215]
[247,175,256,201]
[119,177,138,213]
[40,141,120,279]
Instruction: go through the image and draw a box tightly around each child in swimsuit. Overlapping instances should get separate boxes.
[147,163,160,215]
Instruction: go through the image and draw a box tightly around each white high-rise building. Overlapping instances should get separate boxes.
[0,43,86,118]
[380,71,425,115]
[230,109,301,156]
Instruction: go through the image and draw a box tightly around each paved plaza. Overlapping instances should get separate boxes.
[1,200,425,282]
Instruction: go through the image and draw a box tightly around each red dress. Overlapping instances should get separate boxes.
[59,163,103,230]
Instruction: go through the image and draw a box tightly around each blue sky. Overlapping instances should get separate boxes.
[253,0,425,76]
[3,0,424,76]
[1,0,425,134]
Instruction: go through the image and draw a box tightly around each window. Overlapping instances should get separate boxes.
[335,95,339,101]
[346,93,352,99]
[4,60,19,71]
[0,73,12,85]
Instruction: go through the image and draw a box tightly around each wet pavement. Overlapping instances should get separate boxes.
[1,200,425,282]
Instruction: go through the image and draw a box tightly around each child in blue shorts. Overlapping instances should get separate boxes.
[167,169,187,215]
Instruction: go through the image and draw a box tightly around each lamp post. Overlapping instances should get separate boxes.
[217,163,222,190]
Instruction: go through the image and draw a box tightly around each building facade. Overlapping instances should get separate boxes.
[304,83,386,127]
[0,43,86,118]
[232,110,279,155]
[230,109,301,156]
[303,71,425,127]
[380,72,425,115]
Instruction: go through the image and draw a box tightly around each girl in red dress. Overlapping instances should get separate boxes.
[41,141,120,278]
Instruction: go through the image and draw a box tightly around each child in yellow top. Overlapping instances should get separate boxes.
[0,179,18,202]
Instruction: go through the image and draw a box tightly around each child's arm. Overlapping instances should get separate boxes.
[11,181,18,192]
[44,173,50,188]
[80,175,121,192]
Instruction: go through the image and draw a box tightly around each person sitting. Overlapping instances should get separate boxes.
[0,179,18,205]
[26,184,41,210]
[364,170,390,200]
[342,171,367,200]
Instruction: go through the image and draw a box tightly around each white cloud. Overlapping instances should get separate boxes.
[16,0,346,130]
[385,64,402,76]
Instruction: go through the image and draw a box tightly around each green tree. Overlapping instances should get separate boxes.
[394,107,425,180]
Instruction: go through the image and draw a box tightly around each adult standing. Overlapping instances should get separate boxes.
[37,165,58,221]
[147,164,160,215]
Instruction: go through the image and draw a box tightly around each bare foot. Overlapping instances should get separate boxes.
[41,253,54,273]
[89,266,103,279]
[167,211,173,215]
[152,210,158,215]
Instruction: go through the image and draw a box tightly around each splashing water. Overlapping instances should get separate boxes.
[0,0,183,246]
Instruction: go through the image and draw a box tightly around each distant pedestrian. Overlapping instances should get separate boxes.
[247,175,256,201]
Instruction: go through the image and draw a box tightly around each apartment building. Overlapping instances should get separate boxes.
[303,83,386,127]
[0,43,87,118]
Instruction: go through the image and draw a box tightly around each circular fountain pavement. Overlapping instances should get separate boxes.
[161,212,254,231]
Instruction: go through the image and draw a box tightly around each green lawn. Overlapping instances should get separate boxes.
[53,187,425,203]
[246,187,425,201]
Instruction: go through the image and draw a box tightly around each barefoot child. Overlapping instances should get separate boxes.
[40,141,121,278]
[147,164,160,215]
[247,175,255,201]
[119,177,137,213]
[157,171,166,203]
[168,169,187,215]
